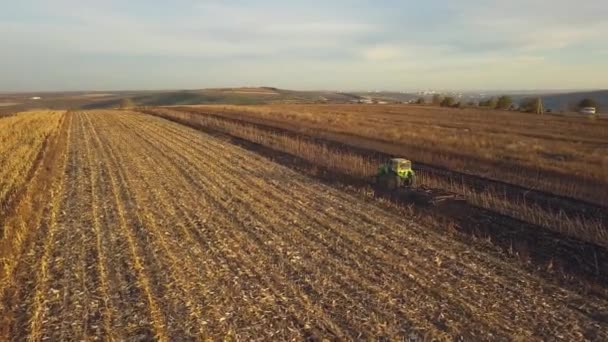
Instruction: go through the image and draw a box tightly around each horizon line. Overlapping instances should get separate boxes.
[1,86,606,96]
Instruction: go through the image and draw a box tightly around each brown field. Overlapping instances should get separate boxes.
[0,111,65,292]
[140,107,607,251]
[183,104,608,206]
[0,111,64,217]
[1,110,607,340]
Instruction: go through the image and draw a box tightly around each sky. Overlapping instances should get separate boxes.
[1,0,607,92]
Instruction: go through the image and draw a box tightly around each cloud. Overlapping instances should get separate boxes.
[1,1,377,59]
[452,0,608,53]
[1,0,607,91]
[362,45,402,61]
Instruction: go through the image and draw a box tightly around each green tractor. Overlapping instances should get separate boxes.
[374,158,416,191]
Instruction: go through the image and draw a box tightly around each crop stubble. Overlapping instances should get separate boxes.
[1,110,607,340]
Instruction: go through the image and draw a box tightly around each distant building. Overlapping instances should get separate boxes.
[580,107,597,115]
[30,96,41,100]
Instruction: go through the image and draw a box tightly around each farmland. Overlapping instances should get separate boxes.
[0,111,64,215]
[178,104,608,205]
[1,110,607,340]
[140,106,608,276]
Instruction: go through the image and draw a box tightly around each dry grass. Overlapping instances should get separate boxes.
[142,108,608,248]
[0,111,67,336]
[0,111,64,218]
[419,173,607,246]
[183,104,608,205]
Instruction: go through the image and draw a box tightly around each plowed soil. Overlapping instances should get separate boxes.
[1,110,607,340]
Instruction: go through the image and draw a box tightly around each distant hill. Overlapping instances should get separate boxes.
[0,88,362,114]
[77,88,362,109]
[1,88,605,114]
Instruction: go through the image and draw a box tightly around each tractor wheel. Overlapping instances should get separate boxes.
[405,174,416,187]
[376,174,387,190]
[385,174,400,191]
[394,175,403,188]
[375,173,394,191]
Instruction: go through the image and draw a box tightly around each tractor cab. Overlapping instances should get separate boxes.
[388,158,412,176]
[375,158,416,190]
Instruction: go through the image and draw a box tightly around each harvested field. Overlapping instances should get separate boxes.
[0,111,64,220]
[140,107,608,252]
[180,104,608,206]
[1,110,607,340]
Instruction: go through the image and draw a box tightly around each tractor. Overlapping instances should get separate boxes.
[374,158,416,191]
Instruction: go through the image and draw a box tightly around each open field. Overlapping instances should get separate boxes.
[1,110,606,340]
[179,104,608,206]
[139,107,608,289]
[144,107,608,242]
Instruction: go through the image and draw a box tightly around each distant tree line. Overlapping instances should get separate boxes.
[478,96,544,114]
[477,96,514,110]
[518,98,544,114]
[416,94,463,108]
[421,94,510,110]
[420,94,599,115]
[577,98,599,111]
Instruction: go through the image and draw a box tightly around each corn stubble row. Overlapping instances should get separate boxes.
[0,111,65,317]
[0,111,63,215]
